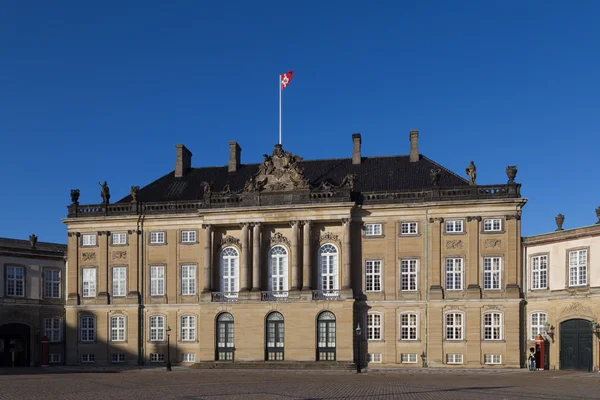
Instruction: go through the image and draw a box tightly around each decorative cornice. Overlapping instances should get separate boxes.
[269,232,291,247]
[219,235,241,248]
[320,232,340,243]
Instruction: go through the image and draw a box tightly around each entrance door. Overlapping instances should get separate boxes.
[216,313,234,361]
[317,311,336,361]
[560,319,593,371]
[0,324,31,367]
[266,312,284,361]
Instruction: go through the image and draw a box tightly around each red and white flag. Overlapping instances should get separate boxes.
[281,70,293,89]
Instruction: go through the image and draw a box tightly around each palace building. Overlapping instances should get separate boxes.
[62,131,526,368]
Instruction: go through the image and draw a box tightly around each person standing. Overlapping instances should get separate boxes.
[528,347,537,371]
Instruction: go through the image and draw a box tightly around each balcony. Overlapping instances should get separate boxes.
[211,292,239,303]
[261,291,289,301]
[312,290,340,300]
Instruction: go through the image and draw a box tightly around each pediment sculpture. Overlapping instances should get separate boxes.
[244,144,310,192]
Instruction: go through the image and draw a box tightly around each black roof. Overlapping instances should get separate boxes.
[0,237,67,259]
[118,154,468,203]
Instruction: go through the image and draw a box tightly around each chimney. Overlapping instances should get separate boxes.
[352,133,362,164]
[175,144,192,178]
[228,141,242,172]
[409,130,419,162]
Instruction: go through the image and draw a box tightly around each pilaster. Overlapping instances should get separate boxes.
[251,222,262,291]
[302,221,312,291]
[467,216,481,299]
[290,221,300,290]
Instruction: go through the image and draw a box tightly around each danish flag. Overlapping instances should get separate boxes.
[281,71,293,89]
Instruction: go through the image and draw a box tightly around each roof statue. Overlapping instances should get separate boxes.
[245,144,310,192]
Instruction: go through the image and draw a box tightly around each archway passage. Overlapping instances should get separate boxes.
[560,319,593,371]
[0,323,31,367]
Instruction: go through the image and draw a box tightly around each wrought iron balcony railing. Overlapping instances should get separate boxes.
[312,290,340,300]
[261,291,289,301]
[211,292,239,302]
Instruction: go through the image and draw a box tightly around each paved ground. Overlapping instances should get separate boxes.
[0,367,599,399]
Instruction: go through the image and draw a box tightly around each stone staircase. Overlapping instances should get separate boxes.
[191,361,356,371]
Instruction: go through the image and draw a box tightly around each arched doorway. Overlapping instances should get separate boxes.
[265,312,284,361]
[215,313,234,361]
[560,319,593,371]
[0,323,31,367]
[316,311,336,361]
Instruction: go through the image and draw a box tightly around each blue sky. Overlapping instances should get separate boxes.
[1,1,599,244]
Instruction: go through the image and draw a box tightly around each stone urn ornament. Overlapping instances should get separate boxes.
[506,165,518,184]
[596,206,600,224]
[70,189,80,204]
[555,213,565,231]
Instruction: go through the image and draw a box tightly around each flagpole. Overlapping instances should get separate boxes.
[279,73,282,145]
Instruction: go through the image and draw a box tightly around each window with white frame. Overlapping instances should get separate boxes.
[484,354,501,364]
[484,312,502,340]
[531,255,548,289]
[318,244,339,293]
[445,258,463,290]
[181,264,196,295]
[400,222,418,235]
[483,218,502,232]
[183,353,196,362]
[220,247,239,296]
[49,354,61,363]
[569,249,587,287]
[6,266,25,297]
[368,353,382,363]
[80,316,95,342]
[112,232,127,245]
[400,259,418,291]
[149,231,165,244]
[150,265,165,296]
[365,223,383,236]
[112,267,126,297]
[446,354,463,364]
[400,313,418,340]
[81,354,95,363]
[268,246,288,294]
[367,313,382,340]
[149,315,165,341]
[82,268,96,297]
[401,353,417,363]
[181,315,196,341]
[111,316,126,341]
[530,312,547,340]
[365,260,382,292]
[445,220,464,233]
[445,312,463,340]
[150,353,164,362]
[45,318,61,342]
[82,234,96,246]
[181,230,197,243]
[483,257,501,290]
[44,269,61,298]
[111,353,125,363]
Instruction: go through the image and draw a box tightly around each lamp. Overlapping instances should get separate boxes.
[166,326,172,372]
[355,323,362,373]
[421,351,428,368]
[592,321,600,337]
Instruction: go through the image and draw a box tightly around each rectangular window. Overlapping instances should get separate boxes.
[530,312,547,340]
[82,268,97,297]
[150,353,164,363]
[365,223,383,236]
[49,354,61,363]
[6,266,25,297]
[82,234,96,246]
[181,264,196,295]
[367,313,382,340]
[368,353,382,363]
[365,260,382,292]
[111,316,126,341]
[445,220,464,233]
[483,219,502,232]
[45,318,61,342]
[446,354,464,364]
[182,353,196,362]
[445,313,463,340]
[569,249,587,286]
[484,313,503,340]
[112,232,127,245]
[484,354,502,364]
[181,231,197,243]
[150,231,165,244]
[531,255,548,289]
[111,353,125,363]
[401,353,417,364]
[80,316,95,342]
[112,267,127,297]
[149,316,165,341]
[400,222,418,235]
[44,269,61,298]
[483,257,501,290]
[400,259,418,291]
[400,313,418,340]
[181,315,196,341]
[445,258,463,290]
[150,266,165,296]
[81,354,95,363]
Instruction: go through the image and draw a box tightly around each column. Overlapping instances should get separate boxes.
[290,221,299,290]
[66,232,80,305]
[252,223,262,291]
[302,221,312,290]
[342,218,352,289]
[240,223,250,291]
[127,229,139,299]
[202,224,212,293]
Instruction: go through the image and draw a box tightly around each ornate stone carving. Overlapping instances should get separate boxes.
[269,232,291,247]
[221,184,232,195]
[465,161,476,185]
[429,217,444,223]
[244,144,309,192]
[484,305,502,311]
[505,214,521,220]
[339,174,357,191]
[484,239,502,249]
[203,182,213,196]
[67,232,80,238]
[29,234,38,248]
[70,189,80,204]
[219,235,241,248]
[506,165,518,184]
[112,251,127,260]
[555,213,565,231]
[560,302,595,318]
[130,186,140,202]
[446,240,463,250]
[98,181,110,204]
[466,216,482,222]
[82,252,96,261]
[430,168,441,186]
[595,206,600,224]
[320,232,340,244]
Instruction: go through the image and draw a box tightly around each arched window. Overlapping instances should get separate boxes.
[317,311,336,361]
[266,312,284,361]
[318,244,339,294]
[220,247,239,296]
[268,246,288,295]
[216,313,234,361]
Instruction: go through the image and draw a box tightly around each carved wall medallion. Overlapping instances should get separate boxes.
[220,235,241,248]
[484,239,502,249]
[320,232,340,244]
[82,252,96,261]
[560,302,595,318]
[269,232,291,247]
[112,251,127,260]
[446,240,463,250]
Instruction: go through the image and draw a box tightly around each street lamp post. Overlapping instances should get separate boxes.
[355,323,362,374]
[166,326,172,372]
